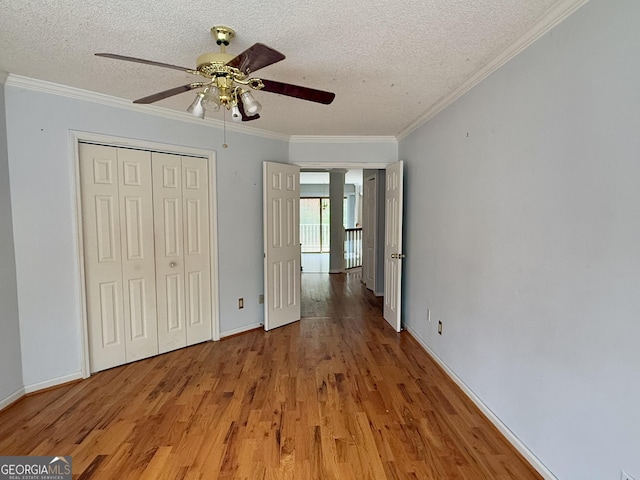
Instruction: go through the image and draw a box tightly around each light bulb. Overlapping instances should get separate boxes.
[202,87,221,112]
[231,104,242,122]
[240,91,262,115]
[187,93,206,119]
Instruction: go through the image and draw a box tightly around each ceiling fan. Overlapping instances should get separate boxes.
[96,26,335,122]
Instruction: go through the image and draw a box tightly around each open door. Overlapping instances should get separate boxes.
[263,161,301,330]
[383,161,404,332]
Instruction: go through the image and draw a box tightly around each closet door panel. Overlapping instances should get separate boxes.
[182,157,212,345]
[117,148,159,362]
[153,153,187,353]
[79,143,126,372]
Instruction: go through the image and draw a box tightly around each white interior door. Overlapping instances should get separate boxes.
[80,144,127,372]
[117,148,159,363]
[363,173,377,291]
[81,144,160,371]
[153,153,212,353]
[153,153,187,353]
[383,161,404,332]
[263,161,301,330]
[81,144,213,371]
[181,156,212,345]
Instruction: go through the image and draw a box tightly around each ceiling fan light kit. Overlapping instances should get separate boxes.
[187,92,206,119]
[95,25,335,125]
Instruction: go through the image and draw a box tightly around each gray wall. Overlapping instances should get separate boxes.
[399,1,640,478]
[4,87,288,389]
[344,185,357,229]
[0,74,23,405]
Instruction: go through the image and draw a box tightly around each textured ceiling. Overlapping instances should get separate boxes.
[0,0,580,136]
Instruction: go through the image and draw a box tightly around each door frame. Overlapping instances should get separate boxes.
[70,131,220,378]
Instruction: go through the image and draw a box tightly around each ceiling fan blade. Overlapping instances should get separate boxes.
[95,53,192,73]
[225,43,285,74]
[133,84,200,104]
[260,79,335,105]
[237,100,261,122]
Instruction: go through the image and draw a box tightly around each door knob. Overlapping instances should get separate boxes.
[170,261,177,268]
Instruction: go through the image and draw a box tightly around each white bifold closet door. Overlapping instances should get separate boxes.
[80,144,211,373]
[152,153,212,354]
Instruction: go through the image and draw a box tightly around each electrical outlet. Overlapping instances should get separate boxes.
[438,321,443,335]
[621,471,635,480]
[427,309,431,322]
[238,298,244,309]
[258,294,264,304]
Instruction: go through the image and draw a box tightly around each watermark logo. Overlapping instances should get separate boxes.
[0,456,72,480]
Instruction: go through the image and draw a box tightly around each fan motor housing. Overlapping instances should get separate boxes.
[196,52,235,69]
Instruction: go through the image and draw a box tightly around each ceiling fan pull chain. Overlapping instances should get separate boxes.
[222,108,228,148]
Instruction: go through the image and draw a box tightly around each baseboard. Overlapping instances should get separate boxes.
[220,323,263,338]
[0,386,26,411]
[405,326,558,480]
[374,290,384,297]
[23,372,84,395]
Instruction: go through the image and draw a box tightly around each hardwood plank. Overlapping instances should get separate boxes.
[0,271,541,479]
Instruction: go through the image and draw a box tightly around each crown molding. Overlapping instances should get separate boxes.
[396,0,589,141]
[4,74,290,143]
[0,70,8,84]
[289,135,397,144]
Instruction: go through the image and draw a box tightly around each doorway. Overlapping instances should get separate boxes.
[300,197,331,273]
[298,168,371,318]
[299,169,364,275]
[264,161,403,332]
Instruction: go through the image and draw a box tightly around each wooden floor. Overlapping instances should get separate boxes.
[301,253,330,273]
[0,271,541,479]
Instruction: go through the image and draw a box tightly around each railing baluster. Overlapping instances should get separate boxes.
[300,223,324,253]
[344,227,363,269]
[300,224,362,268]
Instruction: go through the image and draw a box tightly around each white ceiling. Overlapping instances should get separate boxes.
[0,0,582,137]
